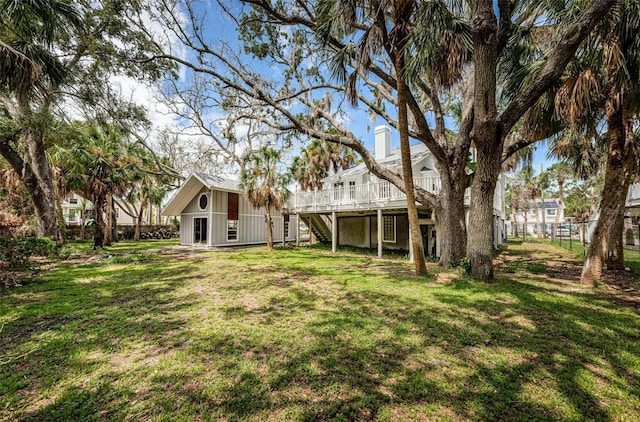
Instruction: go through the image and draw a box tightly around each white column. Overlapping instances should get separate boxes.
[296,215,300,246]
[282,216,286,246]
[377,209,383,258]
[309,218,313,245]
[332,211,337,253]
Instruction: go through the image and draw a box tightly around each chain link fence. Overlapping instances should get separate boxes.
[505,220,640,269]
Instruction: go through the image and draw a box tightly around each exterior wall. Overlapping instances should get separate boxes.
[179,187,298,246]
[338,216,371,248]
[179,187,210,245]
[337,214,409,251]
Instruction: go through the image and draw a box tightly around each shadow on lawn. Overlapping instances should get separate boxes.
[2,246,639,420]
[0,257,199,420]
[202,258,638,420]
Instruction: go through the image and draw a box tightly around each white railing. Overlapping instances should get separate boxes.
[291,177,468,212]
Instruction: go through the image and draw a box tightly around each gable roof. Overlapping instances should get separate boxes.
[322,143,432,183]
[161,172,239,216]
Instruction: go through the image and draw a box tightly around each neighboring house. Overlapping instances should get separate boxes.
[509,199,564,236]
[161,172,297,247]
[626,182,640,208]
[61,193,135,226]
[287,125,507,259]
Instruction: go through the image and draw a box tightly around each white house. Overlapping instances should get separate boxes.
[509,199,565,237]
[161,172,297,247]
[61,193,135,226]
[288,125,507,259]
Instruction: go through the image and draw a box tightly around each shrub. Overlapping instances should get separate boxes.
[0,236,57,268]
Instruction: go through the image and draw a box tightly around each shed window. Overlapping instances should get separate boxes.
[383,216,396,243]
[198,193,209,210]
[227,220,238,241]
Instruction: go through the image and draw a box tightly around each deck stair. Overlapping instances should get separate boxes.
[300,214,332,243]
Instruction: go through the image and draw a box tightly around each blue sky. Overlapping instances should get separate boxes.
[161,1,557,176]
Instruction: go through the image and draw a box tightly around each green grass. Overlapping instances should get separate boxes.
[1,240,639,420]
[527,237,640,276]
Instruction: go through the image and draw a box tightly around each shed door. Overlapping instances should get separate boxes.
[194,217,207,243]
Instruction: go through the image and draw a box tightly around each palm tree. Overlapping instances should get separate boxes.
[56,124,144,249]
[318,0,427,274]
[239,146,291,250]
[538,1,640,284]
[290,138,357,191]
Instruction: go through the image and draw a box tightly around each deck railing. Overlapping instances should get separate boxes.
[291,177,469,212]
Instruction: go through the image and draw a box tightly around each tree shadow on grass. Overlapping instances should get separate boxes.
[2,246,639,420]
[0,259,199,420]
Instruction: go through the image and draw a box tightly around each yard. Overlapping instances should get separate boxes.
[1,240,639,420]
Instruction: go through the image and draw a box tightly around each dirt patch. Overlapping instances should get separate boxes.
[496,241,640,302]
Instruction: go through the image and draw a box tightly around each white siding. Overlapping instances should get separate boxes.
[179,187,298,246]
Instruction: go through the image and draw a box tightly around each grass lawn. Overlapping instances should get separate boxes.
[1,240,639,420]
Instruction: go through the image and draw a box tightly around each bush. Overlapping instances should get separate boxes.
[0,236,57,268]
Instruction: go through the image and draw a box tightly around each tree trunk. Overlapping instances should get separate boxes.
[80,207,86,240]
[104,191,113,246]
[435,184,467,266]
[24,130,58,240]
[605,109,636,270]
[533,199,542,238]
[467,0,499,279]
[265,206,274,250]
[395,46,426,275]
[135,199,146,241]
[606,213,625,269]
[93,193,105,249]
[511,202,519,238]
[523,210,528,242]
[55,193,67,245]
[582,86,634,284]
[0,140,57,239]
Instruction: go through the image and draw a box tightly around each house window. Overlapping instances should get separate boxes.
[69,196,78,205]
[115,208,120,218]
[228,219,238,241]
[383,216,396,243]
[67,210,76,222]
[348,181,356,200]
[547,209,556,216]
[198,193,209,210]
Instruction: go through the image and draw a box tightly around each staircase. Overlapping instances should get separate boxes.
[300,214,332,243]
